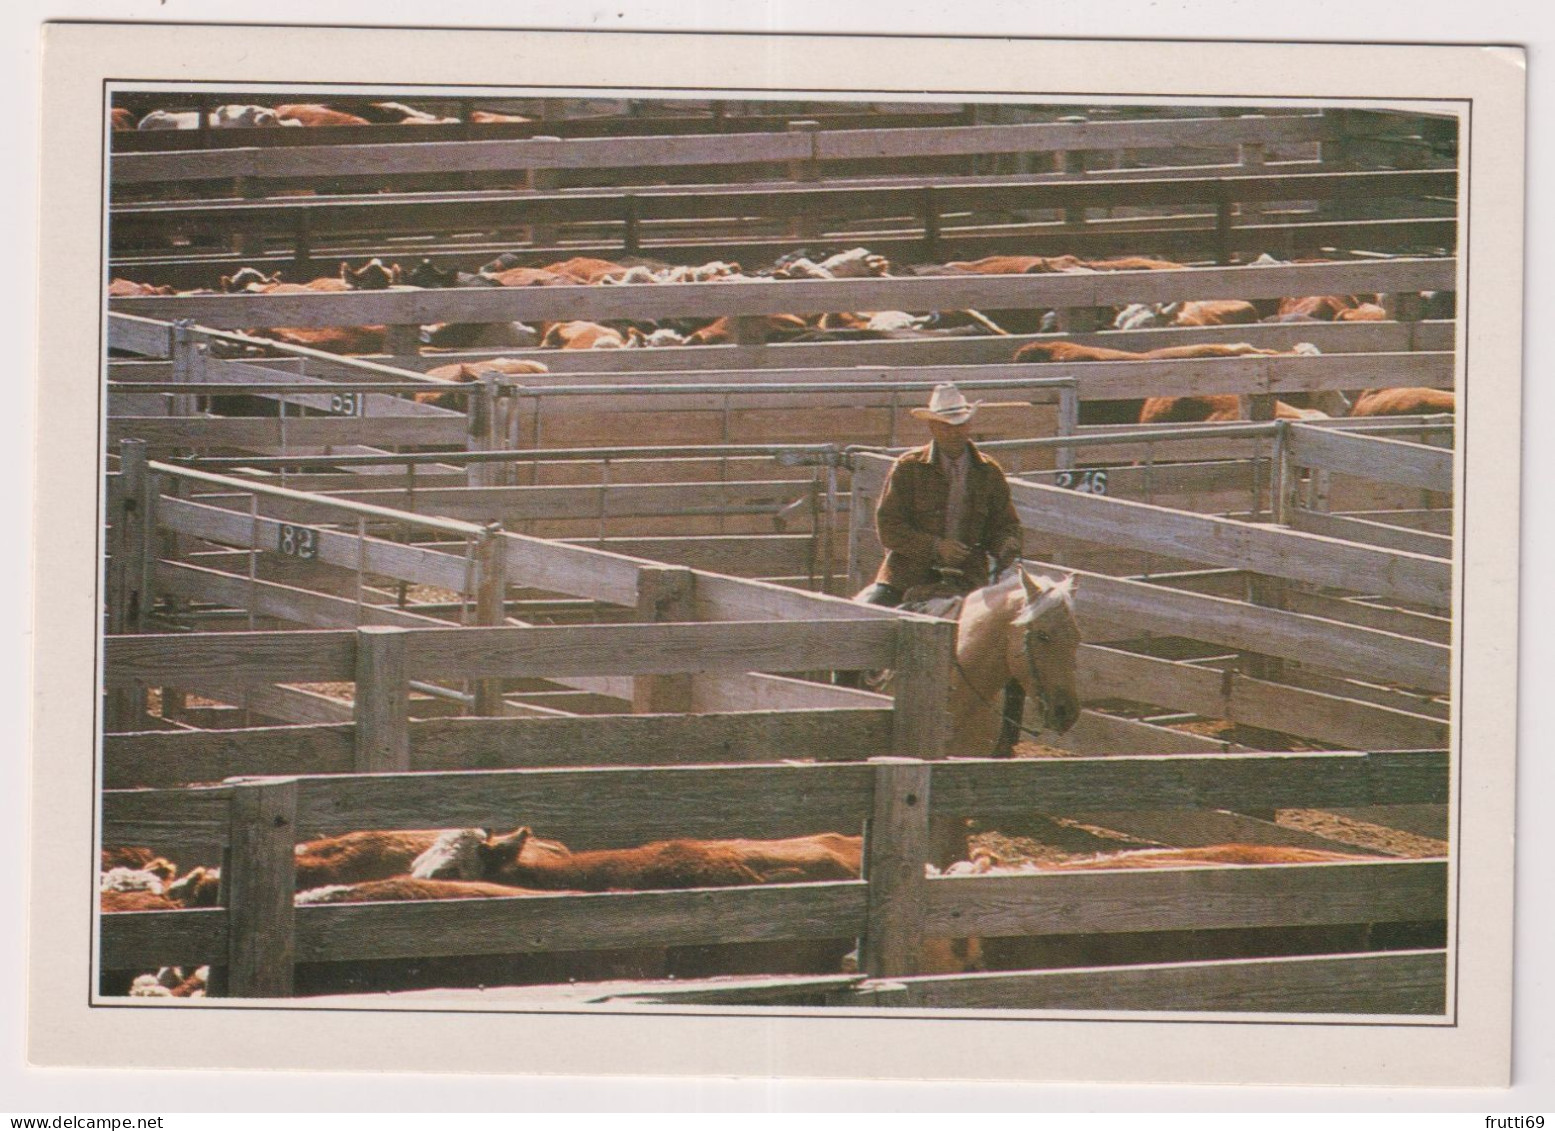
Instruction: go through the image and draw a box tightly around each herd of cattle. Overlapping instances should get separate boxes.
[112,101,532,131]
[101,826,1426,997]
[109,244,1455,425]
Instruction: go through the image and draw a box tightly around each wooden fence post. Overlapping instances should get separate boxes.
[920,185,941,263]
[860,757,931,979]
[472,528,509,716]
[354,626,409,771]
[466,375,500,488]
[1055,385,1080,473]
[891,618,953,758]
[893,617,960,868]
[787,120,821,241]
[845,466,883,598]
[222,778,298,998]
[105,440,148,730]
[634,565,697,713]
[1239,116,1268,224]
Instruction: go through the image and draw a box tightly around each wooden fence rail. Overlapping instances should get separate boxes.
[108,258,1458,329]
[850,452,1451,607]
[110,167,1456,250]
[98,748,1448,1003]
[111,114,1340,185]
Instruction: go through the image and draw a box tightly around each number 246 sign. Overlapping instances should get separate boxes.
[1054,469,1109,495]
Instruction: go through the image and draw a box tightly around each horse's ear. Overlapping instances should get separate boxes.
[1020,568,1043,604]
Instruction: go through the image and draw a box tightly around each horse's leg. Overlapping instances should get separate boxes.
[994,679,1027,758]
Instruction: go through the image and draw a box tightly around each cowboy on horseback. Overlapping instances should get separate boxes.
[858,382,1030,754]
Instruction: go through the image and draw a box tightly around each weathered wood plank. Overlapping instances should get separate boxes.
[929,750,1448,815]
[1053,710,1241,755]
[224,779,298,997]
[1289,510,1453,559]
[691,672,891,712]
[999,471,1452,607]
[499,529,643,608]
[108,415,469,449]
[291,762,877,847]
[1077,646,1448,749]
[1318,804,1450,842]
[157,495,473,592]
[1067,808,1387,855]
[1027,557,1449,691]
[293,881,866,963]
[355,626,410,773]
[1286,425,1455,493]
[107,313,173,358]
[114,163,1446,236]
[155,559,450,630]
[405,319,1455,375]
[861,760,932,979]
[693,573,896,623]
[1280,589,1451,645]
[103,724,355,789]
[843,949,1447,1014]
[98,908,227,972]
[565,534,813,577]
[104,630,356,689]
[407,708,894,770]
[922,859,1445,938]
[396,620,900,681]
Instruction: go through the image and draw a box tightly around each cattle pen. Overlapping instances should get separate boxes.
[95,95,1458,1014]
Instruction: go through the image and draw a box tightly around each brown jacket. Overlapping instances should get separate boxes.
[873,441,1022,592]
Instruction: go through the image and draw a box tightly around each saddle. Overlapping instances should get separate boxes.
[898,580,967,622]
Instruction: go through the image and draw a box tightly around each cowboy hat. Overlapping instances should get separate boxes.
[909,382,981,425]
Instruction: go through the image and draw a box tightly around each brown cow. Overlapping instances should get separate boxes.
[412,827,862,891]
[487,266,566,288]
[293,829,452,889]
[108,278,176,297]
[1276,294,1380,321]
[1015,340,1281,365]
[295,878,552,904]
[100,890,181,913]
[275,104,372,128]
[1350,388,1455,416]
[946,254,1183,275]
[1016,339,1300,425]
[684,314,811,345]
[254,327,386,354]
[416,357,550,406]
[543,256,628,285]
[1171,299,1260,327]
[110,107,136,131]
[100,846,160,871]
[469,110,533,124]
[164,866,221,908]
[539,321,628,349]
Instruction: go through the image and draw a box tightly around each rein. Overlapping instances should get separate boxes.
[950,619,1053,746]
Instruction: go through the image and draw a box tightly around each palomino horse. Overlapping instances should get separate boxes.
[942,568,1081,757]
[865,567,1080,757]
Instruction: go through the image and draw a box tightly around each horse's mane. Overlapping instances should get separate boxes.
[1011,572,1075,627]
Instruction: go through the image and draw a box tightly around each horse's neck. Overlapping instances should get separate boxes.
[955,590,1014,698]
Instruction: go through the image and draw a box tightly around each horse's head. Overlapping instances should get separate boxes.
[1007,570,1081,734]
